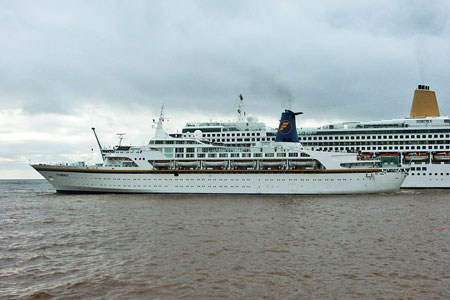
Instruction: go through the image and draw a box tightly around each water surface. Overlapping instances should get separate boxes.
[1,180,449,299]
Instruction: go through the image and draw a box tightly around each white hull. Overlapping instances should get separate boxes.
[33,167,406,194]
[402,162,450,189]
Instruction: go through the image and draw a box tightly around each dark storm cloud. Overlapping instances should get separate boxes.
[1,0,450,119]
[2,0,450,178]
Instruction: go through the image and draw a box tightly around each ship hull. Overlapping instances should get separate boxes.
[401,162,450,188]
[32,166,406,195]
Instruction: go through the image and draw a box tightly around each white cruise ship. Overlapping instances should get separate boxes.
[299,85,450,189]
[177,86,450,189]
[31,108,407,194]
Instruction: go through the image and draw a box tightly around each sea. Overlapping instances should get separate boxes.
[0,180,449,300]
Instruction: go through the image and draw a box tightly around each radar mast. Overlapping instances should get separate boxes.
[153,105,170,138]
[116,133,126,146]
[237,94,246,122]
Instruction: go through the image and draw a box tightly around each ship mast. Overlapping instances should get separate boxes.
[153,105,170,138]
[237,94,246,122]
[116,133,126,146]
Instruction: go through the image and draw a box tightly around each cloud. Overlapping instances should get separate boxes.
[1,0,450,178]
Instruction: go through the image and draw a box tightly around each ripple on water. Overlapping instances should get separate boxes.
[1,182,450,299]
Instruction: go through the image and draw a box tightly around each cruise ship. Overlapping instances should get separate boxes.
[178,86,450,189]
[31,109,407,194]
[298,85,450,189]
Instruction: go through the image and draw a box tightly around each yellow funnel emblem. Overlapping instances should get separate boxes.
[280,121,289,131]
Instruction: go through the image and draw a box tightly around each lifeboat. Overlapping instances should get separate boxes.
[203,160,228,168]
[434,152,450,161]
[151,160,173,169]
[230,160,256,169]
[404,153,429,162]
[288,160,316,167]
[259,160,286,168]
[175,160,200,168]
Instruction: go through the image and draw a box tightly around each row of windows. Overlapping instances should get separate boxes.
[410,167,427,171]
[308,145,450,152]
[300,128,450,136]
[303,140,449,146]
[167,152,305,158]
[410,173,449,176]
[203,133,450,145]
[72,176,360,182]
[209,137,274,143]
[302,134,450,141]
[70,178,362,185]
[151,140,200,145]
[204,132,262,137]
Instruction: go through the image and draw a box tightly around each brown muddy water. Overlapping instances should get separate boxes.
[0,180,449,299]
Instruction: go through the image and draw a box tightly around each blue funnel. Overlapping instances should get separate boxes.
[275,110,303,143]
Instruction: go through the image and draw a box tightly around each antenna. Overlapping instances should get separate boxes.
[116,133,126,146]
[237,94,246,122]
[91,128,105,161]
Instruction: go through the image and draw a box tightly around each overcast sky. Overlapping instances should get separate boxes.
[1,0,450,178]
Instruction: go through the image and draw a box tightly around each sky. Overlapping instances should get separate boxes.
[1,0,450,178]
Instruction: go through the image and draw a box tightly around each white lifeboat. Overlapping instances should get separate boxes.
[175,160,200,168]
[231,160,256,168]
[260,160,286,168]
[404,153,429,161]
[203,160,228,168]
[151,160,173,168]
[434,152,450,161]
[289,160,316,167]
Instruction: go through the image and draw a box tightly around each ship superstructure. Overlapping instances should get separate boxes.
[31,109,407,194]
[174,95,277,147]
[176,86,450,189]
[298,85,450,188]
